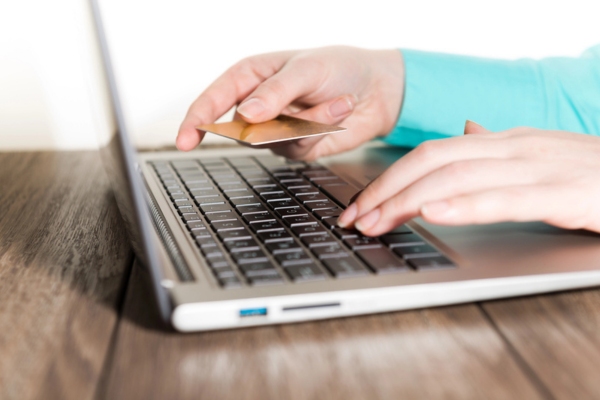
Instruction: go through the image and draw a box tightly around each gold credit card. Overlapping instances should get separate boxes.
[197,115,346,146]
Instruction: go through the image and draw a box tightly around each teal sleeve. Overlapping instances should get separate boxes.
[384,45,600,148]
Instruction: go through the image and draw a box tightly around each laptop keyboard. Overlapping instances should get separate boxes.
[149,156,455,288]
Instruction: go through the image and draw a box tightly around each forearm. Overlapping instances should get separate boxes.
[385,45,600,147]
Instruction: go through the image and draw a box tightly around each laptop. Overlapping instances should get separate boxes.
[91,0,600,332]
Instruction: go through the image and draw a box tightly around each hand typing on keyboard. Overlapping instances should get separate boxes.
[338,122,600,236]
[177,46,404,161]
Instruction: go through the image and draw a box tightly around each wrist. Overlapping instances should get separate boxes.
[372,49,405,137]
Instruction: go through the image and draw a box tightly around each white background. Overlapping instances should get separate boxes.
[1,0,598,150]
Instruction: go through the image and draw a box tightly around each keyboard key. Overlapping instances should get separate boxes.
[190,188,217,197]
[186,220,206,230]
[260,192,291,202]
[257,230,293,243]
[290,187,319,196]
[332,227,359,239]
[204,211,237,223]
[196,236,218,248]
[182,213,201,221]
[254,186,284,195]
[183,179,210,187]
[222,188,251,197]
[236,204,269,215]
[322,257,369,278]
[211,220,245,231]
[241,171,271,180]
[177,206,195,215]
[225,238,260,252]
[321,216,340,229]
[280,179,311,187]
[301,234,337,247]
[272,171,297,179]
[355,248,410,274]
[381,233,425,248]
[275,250,313,266]
[311,244,349,259]
[232,249,269,264]
[305,200,336,211]
[276,207,307,218]
[285,263,327,282]
[248,275,284,286]
[217,181,244,190]
[239,261,279,277]
[269,199,300,209]
[205,252,226,263]
[199,203,232,214]
[314,208,343,220]
[265,240,302,254]
[195,195,226,205]
[251,220,284,233]
[218,228,252,241]
[192,229,211,239]
[407,256,456,270]
[344,236,382,250]
[250,181,278,189]
[174,200,193,208]
[243,212,276,224]
[209,260,234,271]
[298,193,329,203]
[393,244,439,259]
[229,196,261,206]
[170,193,188,201]
[283,214,318,227]
[187,181,214,189]
[291,224,328,237]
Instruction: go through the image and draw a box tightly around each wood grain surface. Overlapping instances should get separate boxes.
[101,262,543,400]
[5,150,600,400]
[0,152,132,400]
[484,290,600,399]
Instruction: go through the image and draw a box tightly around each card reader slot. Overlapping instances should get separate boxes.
[282,302,341,312]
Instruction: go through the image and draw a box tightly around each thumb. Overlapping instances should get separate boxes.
[235,63,320,123]
[464,120,492,135]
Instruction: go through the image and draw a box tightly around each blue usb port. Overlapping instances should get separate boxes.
[239,307,268,318]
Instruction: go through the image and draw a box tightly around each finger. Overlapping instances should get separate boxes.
[235,56,335,123]
[268,95,357,160]
[464,120,492,135]
[177,52,294,151]
[338,134,509,228]
[419,184,585,228]
[351,158,543,235]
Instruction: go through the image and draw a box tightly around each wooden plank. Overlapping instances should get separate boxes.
[0,152,132,400]
[103,262,543,400]
[483,289,600,399]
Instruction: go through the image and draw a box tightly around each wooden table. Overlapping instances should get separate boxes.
[2,150,600,400]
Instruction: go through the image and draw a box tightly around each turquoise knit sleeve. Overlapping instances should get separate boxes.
[384,45,600,148]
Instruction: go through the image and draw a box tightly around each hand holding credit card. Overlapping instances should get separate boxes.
[197,115,346,146]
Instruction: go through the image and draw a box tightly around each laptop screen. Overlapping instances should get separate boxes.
[90,0,171,321]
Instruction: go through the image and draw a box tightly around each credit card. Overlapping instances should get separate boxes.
[197,115,346,146]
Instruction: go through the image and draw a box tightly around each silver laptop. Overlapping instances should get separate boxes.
[91,0,600,332]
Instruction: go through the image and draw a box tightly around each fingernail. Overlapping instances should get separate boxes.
[421,200,452,219]
[237,98,265,119]
[355,208,380,232]
[329,96,354,118]
[338,203,357,228]
[464,120,486,135]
